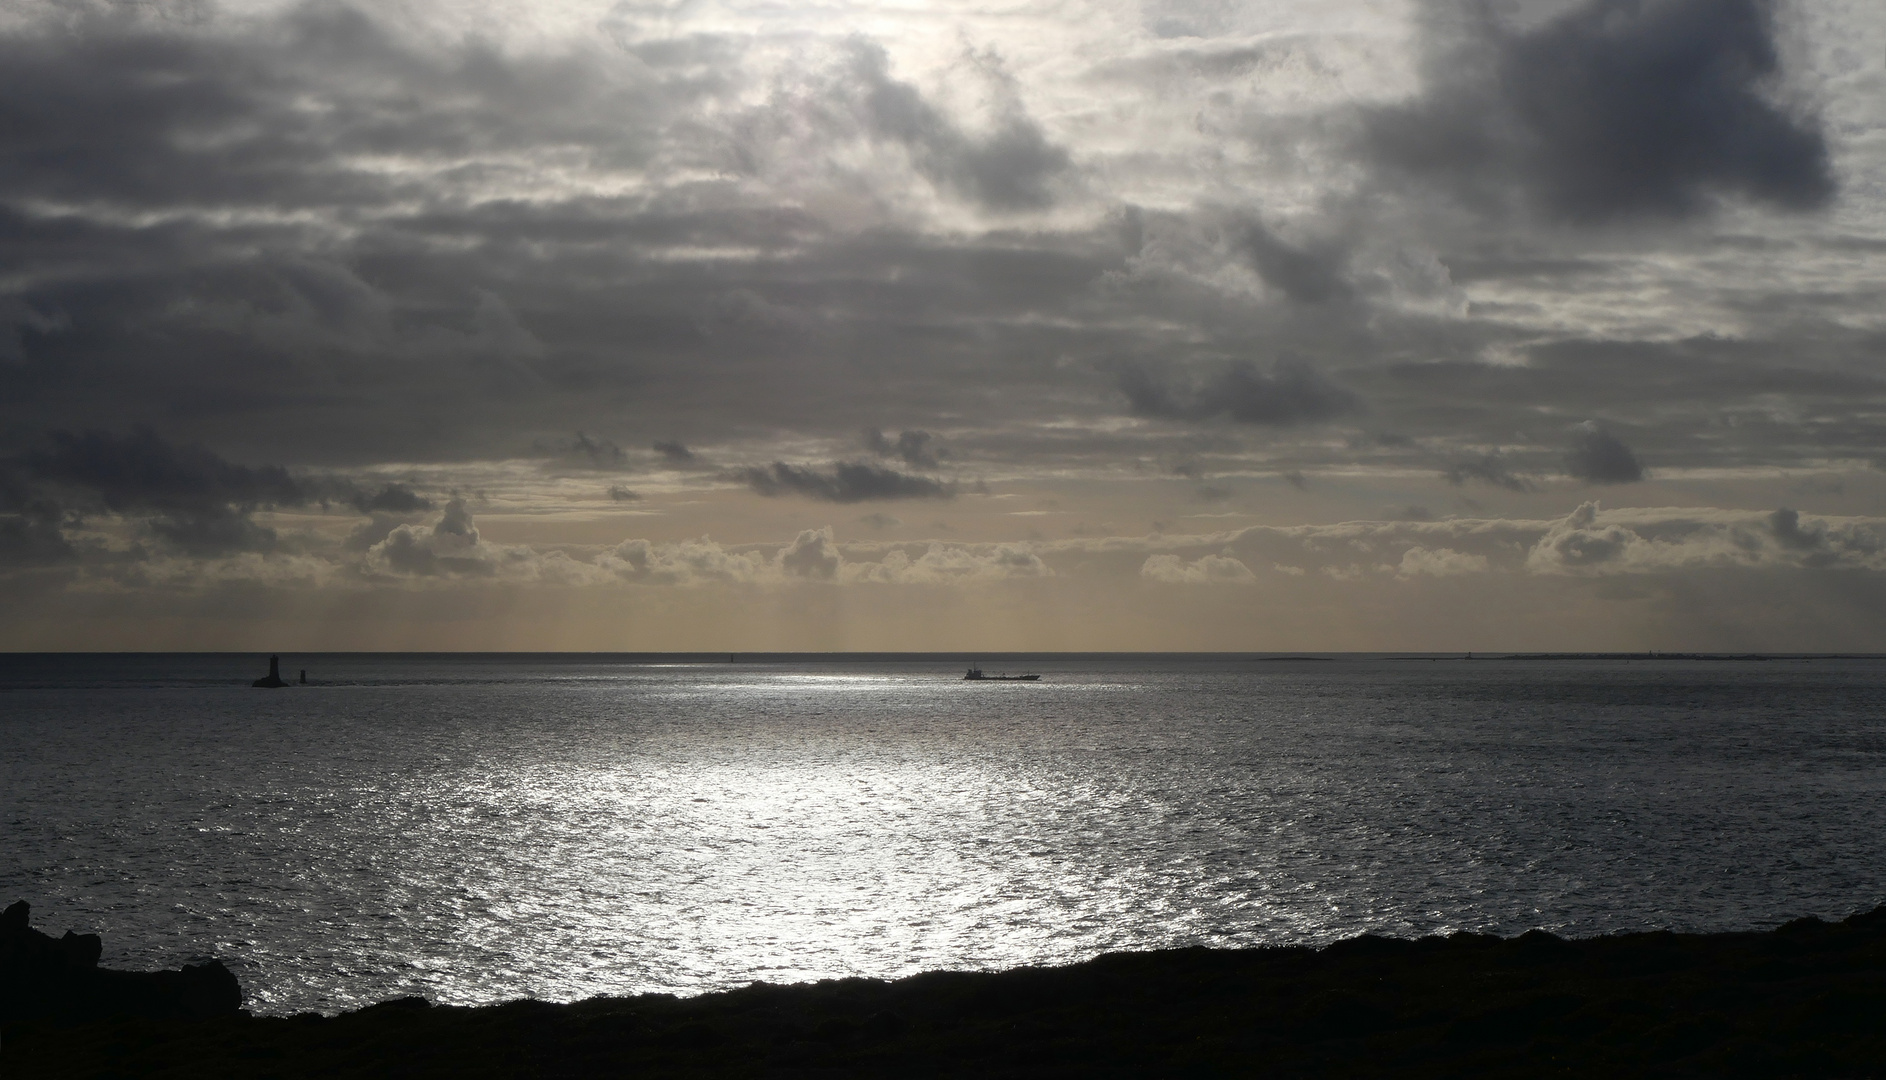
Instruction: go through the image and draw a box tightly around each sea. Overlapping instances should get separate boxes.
[4,653,1885,1016]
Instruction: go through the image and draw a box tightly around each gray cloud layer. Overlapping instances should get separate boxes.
[0,0,1868,483]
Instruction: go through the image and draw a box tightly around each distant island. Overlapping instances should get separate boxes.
[6,900,1885,1077]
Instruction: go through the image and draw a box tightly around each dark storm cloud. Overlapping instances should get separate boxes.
[1565,422,1645,484]
[1364,0,1835,221]
[1120,360,1361,426]
[8,428,318,555]
[0,428,436,560]
[848,42,1071,212]
[740,462,955,503]
[22,428,315,516]
[863,428,942,469]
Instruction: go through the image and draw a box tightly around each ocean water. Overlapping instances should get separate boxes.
[3,653,1885,1016]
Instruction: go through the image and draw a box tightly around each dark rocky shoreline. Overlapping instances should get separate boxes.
[6,900,1886,1078]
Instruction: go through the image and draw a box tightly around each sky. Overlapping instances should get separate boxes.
[2,0,1885,651]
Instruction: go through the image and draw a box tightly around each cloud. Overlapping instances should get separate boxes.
[601,537,768,586]
[10,427,323,555]
[1443,451,1534,492]
[358,499,611,585]
[1239,221,1350,304]
[594,531,1049,587]
[608,485,641,502]
[1769,507,1824,552]
[1525,502,1886,575]
[0,0,1870,495]
[1524,503,1639,571]
[856,512,901,529]
[542,432,626,469]
[1120,360,1361,426]
[847,40,1070,211]
[1565,421,1645,484]
[1395,546,1490,578]
[780,527,840,579]
[0,0,1883,655]
[1364,0,1835,221]
[864,428,941,469]
[366,499,495,576]
[21,428,312,516]
[844,542,1050,584]
[353,484,433,515]
[3,429,452,562]
[653,441,696,466]
[740,462,955,503]
[0,488,76,566]
[16,496,1886,629]
[1140,552,1258,585]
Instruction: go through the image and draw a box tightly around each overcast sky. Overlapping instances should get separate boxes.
[3,0,1884,650]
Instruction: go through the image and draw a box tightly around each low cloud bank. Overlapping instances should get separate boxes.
[9,486,1886,597]
[1525,502,1886,575]
[1140,552,1258,585]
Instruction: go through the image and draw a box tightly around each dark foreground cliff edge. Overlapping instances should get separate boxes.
[5,901,1885,1078]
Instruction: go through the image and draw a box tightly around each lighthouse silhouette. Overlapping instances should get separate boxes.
[252,655,288,688]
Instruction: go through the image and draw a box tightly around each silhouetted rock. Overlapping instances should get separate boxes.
[0,900,242,1027]
[253,654,288,688]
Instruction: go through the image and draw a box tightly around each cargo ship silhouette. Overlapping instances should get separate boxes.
[963,665,1039,681]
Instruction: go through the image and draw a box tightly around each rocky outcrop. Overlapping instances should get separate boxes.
[0,900,242,1025]
[9,903,1886,1076]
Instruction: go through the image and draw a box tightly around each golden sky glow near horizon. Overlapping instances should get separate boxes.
[3,0,1886,650]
